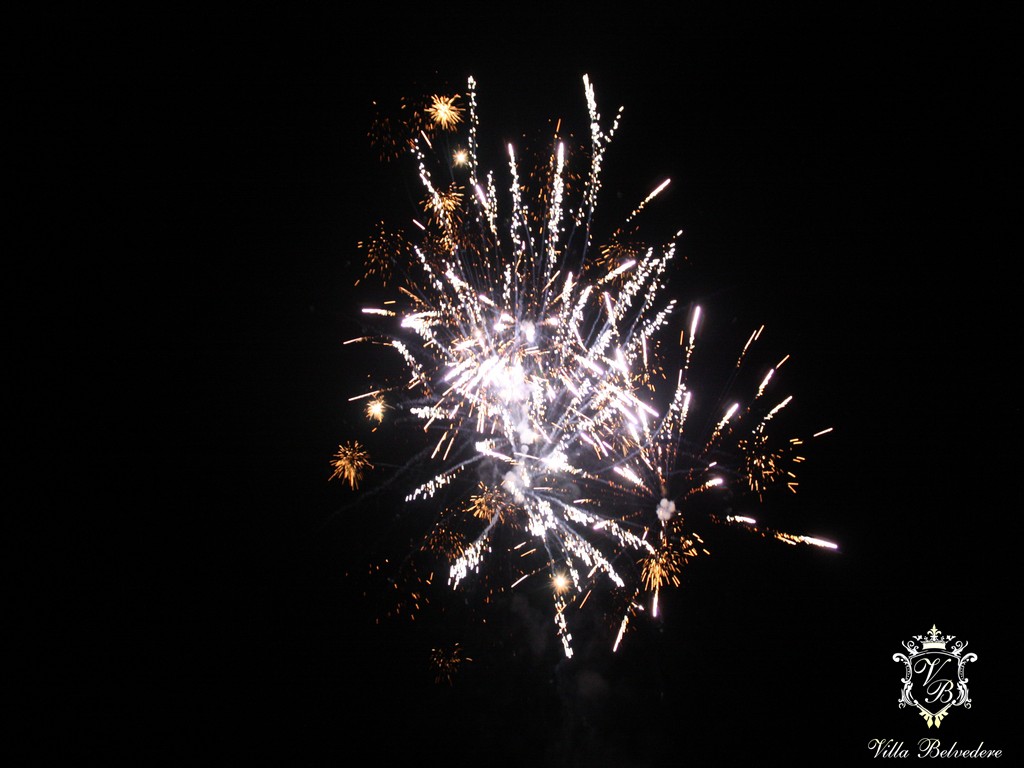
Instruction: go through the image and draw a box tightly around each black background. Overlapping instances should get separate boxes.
[16,7,1018,765]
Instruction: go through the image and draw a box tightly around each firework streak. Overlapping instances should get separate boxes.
[343,76,834,658]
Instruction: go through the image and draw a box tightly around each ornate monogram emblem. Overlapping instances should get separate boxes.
[893,625,977,727]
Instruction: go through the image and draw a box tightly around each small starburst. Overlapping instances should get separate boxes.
[365,397,386,423]
[329,441,373,489]
[467,483,514,525]
[552,572,571,594]
[427,94,464,130]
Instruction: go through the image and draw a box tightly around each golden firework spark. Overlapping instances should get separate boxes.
[370,559,433,622]
[427,94,463,130]
[552,572,571,594]
[467,482,513,524]
[368,96,432,162]
[724,515,838,550]
[421,183,466,251]
[452,147,469,166]
[423,518,467,561]
[641,541,684,593]
[430,643,470,685]
[774,532,838,549]
[422,184,464,224]
[739,430,787,498]
[356,221,413,287]
[641,527,703,617]
[329,441,373,489]
[365,397,386,423]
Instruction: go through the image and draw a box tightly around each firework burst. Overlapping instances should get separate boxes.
[427,93,464,130]
[355,221,411,288]
[329,441,373,490]
[430,642,470,685]
[365,396,386,424]
[343,75,834,658]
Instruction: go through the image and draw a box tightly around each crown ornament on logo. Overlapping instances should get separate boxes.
[919,624,952,650]
[901,624,970,657]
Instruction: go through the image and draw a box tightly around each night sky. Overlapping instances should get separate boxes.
[18,8,1018,765]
